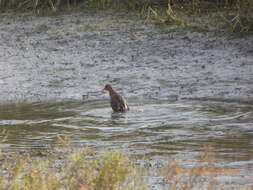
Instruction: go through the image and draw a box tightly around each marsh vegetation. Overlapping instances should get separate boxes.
[0,0,252,32]
[0,142,247,190]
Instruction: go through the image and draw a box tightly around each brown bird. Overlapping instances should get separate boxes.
[102,84,129,112]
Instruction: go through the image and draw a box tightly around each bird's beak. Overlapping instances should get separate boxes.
[101,88,106,92]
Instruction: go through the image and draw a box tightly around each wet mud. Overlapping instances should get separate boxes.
[0,11,252,103]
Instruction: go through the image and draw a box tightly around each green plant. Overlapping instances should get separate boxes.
[0,148,146,190]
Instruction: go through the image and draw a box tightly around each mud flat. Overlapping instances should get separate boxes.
[0,11,252,103]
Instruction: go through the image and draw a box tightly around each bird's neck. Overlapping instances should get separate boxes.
[109,89,116,97]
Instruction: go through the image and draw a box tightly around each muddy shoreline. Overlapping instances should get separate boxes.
[0,11,252,104]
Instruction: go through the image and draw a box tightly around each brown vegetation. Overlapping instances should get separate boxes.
[1,143,250,190]
[0,148,146,190]
[0,0,252,32]
[164,145,240,190]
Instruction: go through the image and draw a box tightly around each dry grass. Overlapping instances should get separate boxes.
[0,0,141,11]
[0,0,252,32]
[1,142,251,190]
[163,145,246,190]
[0,135,146,190]
[0,148,146,190]
[0,134,250,190]
[145,0,253,32]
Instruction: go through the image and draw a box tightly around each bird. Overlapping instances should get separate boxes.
[102,84,129,112]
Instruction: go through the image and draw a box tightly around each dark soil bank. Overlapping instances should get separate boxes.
[0,11,253,103]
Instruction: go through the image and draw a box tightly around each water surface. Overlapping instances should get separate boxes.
[0,99,253,188]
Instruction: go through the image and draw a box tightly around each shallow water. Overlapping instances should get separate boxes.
[0,99,253,187]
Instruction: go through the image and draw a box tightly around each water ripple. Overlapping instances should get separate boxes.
[0,99,253,183]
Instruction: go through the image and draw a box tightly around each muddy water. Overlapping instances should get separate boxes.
[0,99,253,187]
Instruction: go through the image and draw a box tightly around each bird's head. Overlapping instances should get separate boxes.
[102,84,113,92]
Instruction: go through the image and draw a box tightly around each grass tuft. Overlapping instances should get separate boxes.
[0,0,252,32]
[0,143,251,190]
[0,146,146,190]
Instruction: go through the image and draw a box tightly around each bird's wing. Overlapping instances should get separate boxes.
[111,94,129,112]
[110,98,120,112]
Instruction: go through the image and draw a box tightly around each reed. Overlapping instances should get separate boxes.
[144,0,253,32]
[0,0,251,10]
